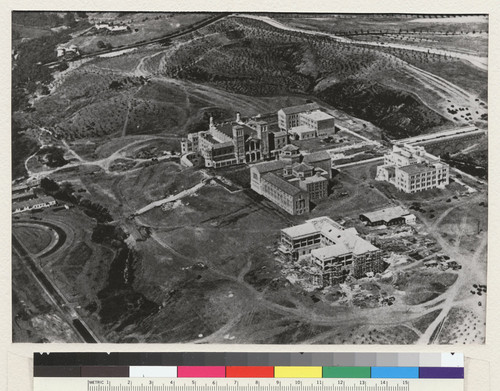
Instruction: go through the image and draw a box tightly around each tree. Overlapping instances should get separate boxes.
[63,12,77,27]
[40,177,59,193]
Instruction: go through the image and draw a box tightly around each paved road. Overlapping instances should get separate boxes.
[335,156,384,168]
[396,126,484,144]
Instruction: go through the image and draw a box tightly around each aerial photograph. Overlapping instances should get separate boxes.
[11,11,488,344]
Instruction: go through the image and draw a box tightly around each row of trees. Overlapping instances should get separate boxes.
[41,178,113,222]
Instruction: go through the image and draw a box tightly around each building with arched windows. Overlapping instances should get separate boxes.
[181,114,287,168]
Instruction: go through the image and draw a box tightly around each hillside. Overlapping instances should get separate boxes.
[13,13,489,176]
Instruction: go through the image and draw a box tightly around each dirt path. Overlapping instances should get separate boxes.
[418,235,488,344]
[28,136,173,179]
[133,180,207,216]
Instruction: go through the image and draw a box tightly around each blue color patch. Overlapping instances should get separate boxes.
[371,367,419,378]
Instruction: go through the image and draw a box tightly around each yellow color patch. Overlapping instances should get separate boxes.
[274,366,323,378]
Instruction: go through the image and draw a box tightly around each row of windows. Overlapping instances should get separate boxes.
[292,237,321,249]
[213,158,238,168]
[410,182,437,190]
[310,191,327,200]
[263,185,292,201]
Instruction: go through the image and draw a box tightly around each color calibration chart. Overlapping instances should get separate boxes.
[34,352,464,391]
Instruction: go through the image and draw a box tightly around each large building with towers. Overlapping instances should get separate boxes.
[181,102,337,168]
[181,114,287,168]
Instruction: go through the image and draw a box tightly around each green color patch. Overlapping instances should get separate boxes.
[322,366,371,378]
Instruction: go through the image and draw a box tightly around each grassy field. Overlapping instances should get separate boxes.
[437,306,485,344]
[12,225,53,254]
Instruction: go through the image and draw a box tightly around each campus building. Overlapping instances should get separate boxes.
[181,103,336,168]
[278,103,336,140]
[278,217,384,285]
[376,144,449,193]
[250,150,332,215]
[359,205,416,226]
[181,114,287,168]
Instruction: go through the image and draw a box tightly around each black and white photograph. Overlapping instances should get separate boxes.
[11,11,488,344]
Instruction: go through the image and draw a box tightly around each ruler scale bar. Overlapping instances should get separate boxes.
[34,378,464,391]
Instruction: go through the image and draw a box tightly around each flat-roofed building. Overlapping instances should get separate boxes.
[299,110,335,137]
[278,103,320,130]
[279,217,384,284]
[289,125,316,140]
[376,144,449,193]
[280,103,336,140]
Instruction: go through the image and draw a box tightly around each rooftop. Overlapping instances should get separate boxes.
[290,125,315,135]
[398,163,437,176]
[12,184,31,193]
[282,216,341,240]
[360,205,410,224]
[12,191,35,200]
[292,163,314,173]
[301,110,334,121]
[349,235,379,255]
[312,243,351,259]
[303,150,331,163]
[281,144,300,152]
[272,130,287,137]
[282,221,319,238]
[279,102,320,115]
[283,216,379,258]
[252,160,286,174]
[261,173,303,196]
[302,175,328,184]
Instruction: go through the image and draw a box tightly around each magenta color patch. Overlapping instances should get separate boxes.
[177,366,226,378]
